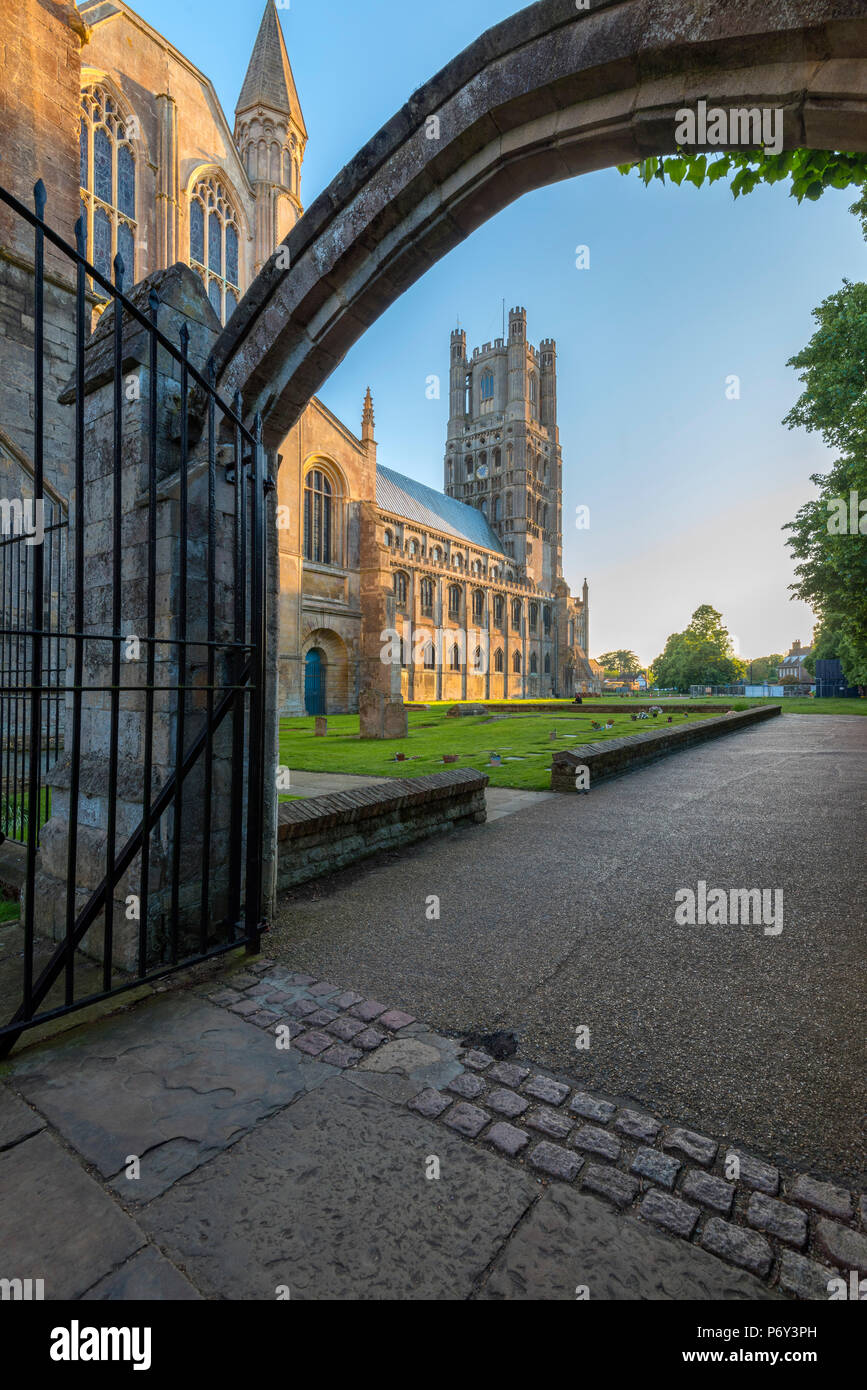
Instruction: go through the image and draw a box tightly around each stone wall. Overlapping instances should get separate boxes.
[551,706,781,792]
[276,769,487,892]
[0,0,87,501]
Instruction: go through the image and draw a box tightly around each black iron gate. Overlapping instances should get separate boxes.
[0,181,268,1055]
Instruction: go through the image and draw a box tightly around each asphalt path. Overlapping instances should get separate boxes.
[272,714,867,1186]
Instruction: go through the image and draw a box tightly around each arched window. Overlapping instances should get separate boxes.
[448,460,455,485]
[465,456,473,479]
[493,447,501,470]
[480,499,488,519]
[480,370,494,401]
[505,492,513,519]
[79,84,137,287]
[408,539,418,557]
[494,648,504,674]
[383,529,392,548]
[420,578,434,613]
[544,653,551,674]
[512,599,522,629]
[303,468,333,564]
[448,585,461,616]
[472,646,484,673]
[543,605,551,635]
[423,641,436,670]
[513,650,522,673]
[189,174,241,323]
[568,620,575,646]
[529,374,538,411]
[530,652,538,674]
[394,572,408,606]
[529,603,538,632]
[542,504,549,530]
[472,590,484,621]
[493,495,501,523]
[450,643,461,671]
[494,596,504,628]
[431,547,442,564]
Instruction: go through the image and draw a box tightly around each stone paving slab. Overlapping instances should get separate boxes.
[0,1130,144,1300]
[81,1247,201,1301]
[0,1083,45,1149]
[479,1183,783,1300]
[140,1075,538,1300]
[9,992,338,1200]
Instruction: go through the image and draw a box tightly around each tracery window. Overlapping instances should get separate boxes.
[450,644,461,671]
[189,175,241,323]
[494,648,504,674]
[530,652,538,674]
[511,600,522,629]
[505,492,513,519]
[79,84,137,288]
[420,578,434,613]
[513,651,522,674]
[544,653,551,674]
[529,603,538,632]
[494,596,504,628]
[423,641,436,670]
[472,590,484,621]
[394,572,409,606]
[448,584,461,616]
[304,469,334,564]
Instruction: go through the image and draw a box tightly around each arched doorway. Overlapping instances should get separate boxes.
[304,647,326,715]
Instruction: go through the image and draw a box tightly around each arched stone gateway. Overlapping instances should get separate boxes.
[214,0,867,446]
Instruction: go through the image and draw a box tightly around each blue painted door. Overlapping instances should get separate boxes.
[304,648,325,715]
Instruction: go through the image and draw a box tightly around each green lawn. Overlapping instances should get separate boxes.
[407,696,866,716]
[279,706,720,793]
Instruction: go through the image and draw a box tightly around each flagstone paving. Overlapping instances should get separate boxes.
[2,959,864,1300]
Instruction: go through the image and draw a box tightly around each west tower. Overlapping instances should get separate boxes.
[444,308,563,590]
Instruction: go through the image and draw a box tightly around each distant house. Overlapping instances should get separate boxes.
[604,670,645,692]
[778,640,813,683]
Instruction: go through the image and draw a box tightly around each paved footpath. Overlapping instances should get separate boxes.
[273,714,867,1188]
[1,955,864,1300]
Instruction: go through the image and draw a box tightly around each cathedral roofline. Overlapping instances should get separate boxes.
[377,465,505,553]
[80,1,256,199]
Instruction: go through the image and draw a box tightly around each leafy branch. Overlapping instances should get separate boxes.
[617,150,867,204]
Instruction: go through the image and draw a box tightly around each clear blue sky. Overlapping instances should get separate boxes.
[135,0,865,665]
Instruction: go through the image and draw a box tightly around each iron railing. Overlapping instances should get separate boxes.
[0,180,268,1054]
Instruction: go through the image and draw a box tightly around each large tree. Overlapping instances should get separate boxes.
[653,606,745,691]
[782,271,867,687]
[596,649,642,674]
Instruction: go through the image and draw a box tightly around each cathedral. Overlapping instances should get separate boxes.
[0,0,599,716]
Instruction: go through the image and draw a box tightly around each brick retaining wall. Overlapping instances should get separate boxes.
[551,705,781,791]
[277,769,488,892]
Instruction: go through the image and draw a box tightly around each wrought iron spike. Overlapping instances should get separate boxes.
[113,252,125,289]
[33,179,47,215]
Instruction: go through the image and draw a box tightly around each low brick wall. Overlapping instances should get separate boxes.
[551,705,781,791]
[277,769,488,892]
[407,702,738,716]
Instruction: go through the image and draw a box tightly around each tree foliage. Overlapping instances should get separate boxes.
[652,606,745,692]
[617,149,867,204]
[596,649,642,674]
[782,280,867,687]
[745,655,785,684]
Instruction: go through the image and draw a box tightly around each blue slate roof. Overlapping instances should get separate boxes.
[376,464,504,553]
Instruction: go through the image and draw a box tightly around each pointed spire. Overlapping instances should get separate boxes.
[362,387,375,446]
[236,0,307,137]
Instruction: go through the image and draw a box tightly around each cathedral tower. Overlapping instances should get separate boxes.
[444,308,563,590]
[234,0,308,273]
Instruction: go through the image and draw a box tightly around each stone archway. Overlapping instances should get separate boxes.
[214,0,867,446]
[302,628,351,715]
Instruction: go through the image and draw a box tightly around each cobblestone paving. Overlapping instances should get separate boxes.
[205,958,867,1302]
